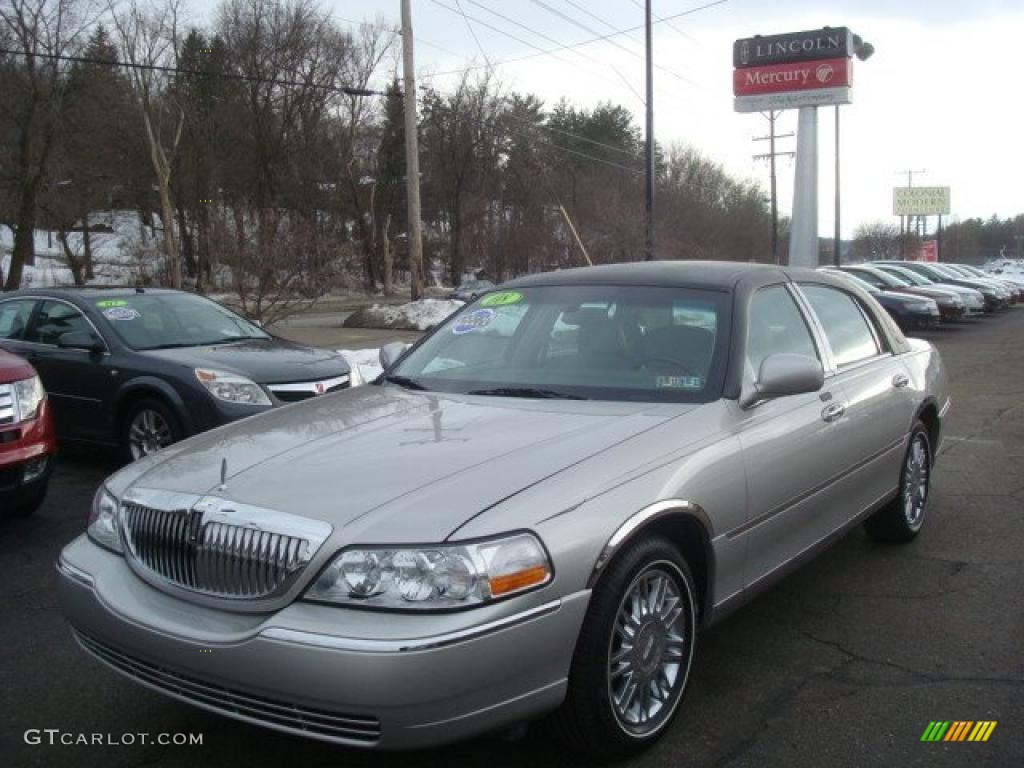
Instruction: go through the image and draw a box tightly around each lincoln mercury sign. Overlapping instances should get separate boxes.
[893,187,951,216]
[734,27,853,68]
[733,27,855,113]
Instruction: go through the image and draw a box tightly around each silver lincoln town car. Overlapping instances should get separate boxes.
[57,262,949,758]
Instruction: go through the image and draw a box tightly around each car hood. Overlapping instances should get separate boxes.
[110,386,696,542]
[139,338,349,383]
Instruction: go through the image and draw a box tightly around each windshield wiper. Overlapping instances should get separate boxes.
[467,386,587,400]
[383,374,429,391]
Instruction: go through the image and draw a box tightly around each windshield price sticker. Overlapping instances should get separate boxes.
[479,291,523,307]
[452,309,497,334]
[103,307,141,321]
[95,299,128,309]
[656,376,704,390]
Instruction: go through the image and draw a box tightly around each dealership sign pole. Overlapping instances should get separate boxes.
[734,28,855,268]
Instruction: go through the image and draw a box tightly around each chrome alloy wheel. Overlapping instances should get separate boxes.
[128,409,173,460]
[607,562,694,736]
[902,433,930,528]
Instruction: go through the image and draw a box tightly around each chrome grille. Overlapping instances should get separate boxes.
[267,374,350,403]
[121,503,311,598]
[75,631,381,744]
[0,383,14,426]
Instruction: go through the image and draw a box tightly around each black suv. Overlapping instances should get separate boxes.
[0,288,357,461]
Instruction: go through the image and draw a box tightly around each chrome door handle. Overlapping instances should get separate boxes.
[892,374,910,389]
[821,402,846,422]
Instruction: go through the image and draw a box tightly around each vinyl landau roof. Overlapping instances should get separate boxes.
[503,260,818,291]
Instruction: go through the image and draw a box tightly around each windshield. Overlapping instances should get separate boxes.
[388,285,730,403]
[92,293,269,350]
[886,267,931,286]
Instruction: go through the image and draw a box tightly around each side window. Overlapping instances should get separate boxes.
[849,270,885,289]
[27,300,92,346]
[0,299,36,340]
[800,285,881,367]
[746,285,819,377]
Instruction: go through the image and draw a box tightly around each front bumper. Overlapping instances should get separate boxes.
[56,535,589,750]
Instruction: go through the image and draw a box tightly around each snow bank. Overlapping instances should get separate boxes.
[339,348,384,382]
[343,298,463,331]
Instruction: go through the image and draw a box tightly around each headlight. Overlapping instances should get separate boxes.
[87,485,123,553]
[348,363,364,387]
[12,375,45,423]
[195,368,271,406]
[306,532,552,610]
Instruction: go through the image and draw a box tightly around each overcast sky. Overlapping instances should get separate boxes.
[195,1,1024,239]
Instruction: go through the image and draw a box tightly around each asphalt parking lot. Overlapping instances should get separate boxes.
[2,311,1022,768]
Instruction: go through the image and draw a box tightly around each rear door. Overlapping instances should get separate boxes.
[797,283,913,517]
[733,284,853,588]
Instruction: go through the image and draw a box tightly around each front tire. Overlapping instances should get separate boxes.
[551,536,698,759]
[864,421,932,543]
[121,398,182,464]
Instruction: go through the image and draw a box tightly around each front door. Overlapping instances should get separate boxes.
[23,300,111,442]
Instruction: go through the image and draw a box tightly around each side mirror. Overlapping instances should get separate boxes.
[739,353,823,409]
[379,341,410,370]
[57,330,104,354]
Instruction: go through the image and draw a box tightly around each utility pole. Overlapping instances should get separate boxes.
[644,0,655,261]
[401,0,424,300]
[753,113,794,264]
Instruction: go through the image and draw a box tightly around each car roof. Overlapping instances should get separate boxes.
[502,260,820,291]
[1,286,181,299]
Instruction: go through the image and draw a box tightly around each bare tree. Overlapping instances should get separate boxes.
[0,0,97,289]
[108,0,184,288]
[852,220,902,262]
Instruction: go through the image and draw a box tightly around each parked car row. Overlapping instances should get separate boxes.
[818,260,1019,332]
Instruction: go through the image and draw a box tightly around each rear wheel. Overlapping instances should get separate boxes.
[864,422,931,543]
[121,398,182,463]
[551,536,698,759]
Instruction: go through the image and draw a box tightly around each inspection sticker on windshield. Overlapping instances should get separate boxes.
[95,299,128,309]
[656,375,704,390]
[452,308,496,334]
[103,307,141,321]
[479,291,523,307]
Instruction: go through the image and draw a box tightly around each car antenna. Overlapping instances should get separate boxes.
[135,285,145,294]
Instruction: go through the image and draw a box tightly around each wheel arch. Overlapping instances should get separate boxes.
[113,377,192,437]
[587,500,715,623]
[912,397,940,464]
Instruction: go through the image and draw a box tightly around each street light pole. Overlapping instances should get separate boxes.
[833,104,841,266]
[644,0,655,261]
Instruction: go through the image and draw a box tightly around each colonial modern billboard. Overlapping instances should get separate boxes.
[893,187,951,216]
[733,27,853,69]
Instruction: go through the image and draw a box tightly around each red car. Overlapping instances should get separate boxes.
[1,348,57,517]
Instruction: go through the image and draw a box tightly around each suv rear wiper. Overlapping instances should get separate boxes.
[383,374,429,391]
[467,387,587,400]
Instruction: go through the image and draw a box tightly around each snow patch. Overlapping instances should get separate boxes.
[344,298,464,331]
[338,348,383,382]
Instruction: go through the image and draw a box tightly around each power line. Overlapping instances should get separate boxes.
[453,0,494,72]
[0,47,385,96]
[432,0,726,87]
[628,0,702,47]
[462,0,644,104]
[504,123,644,175]
[430,0,642,104]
